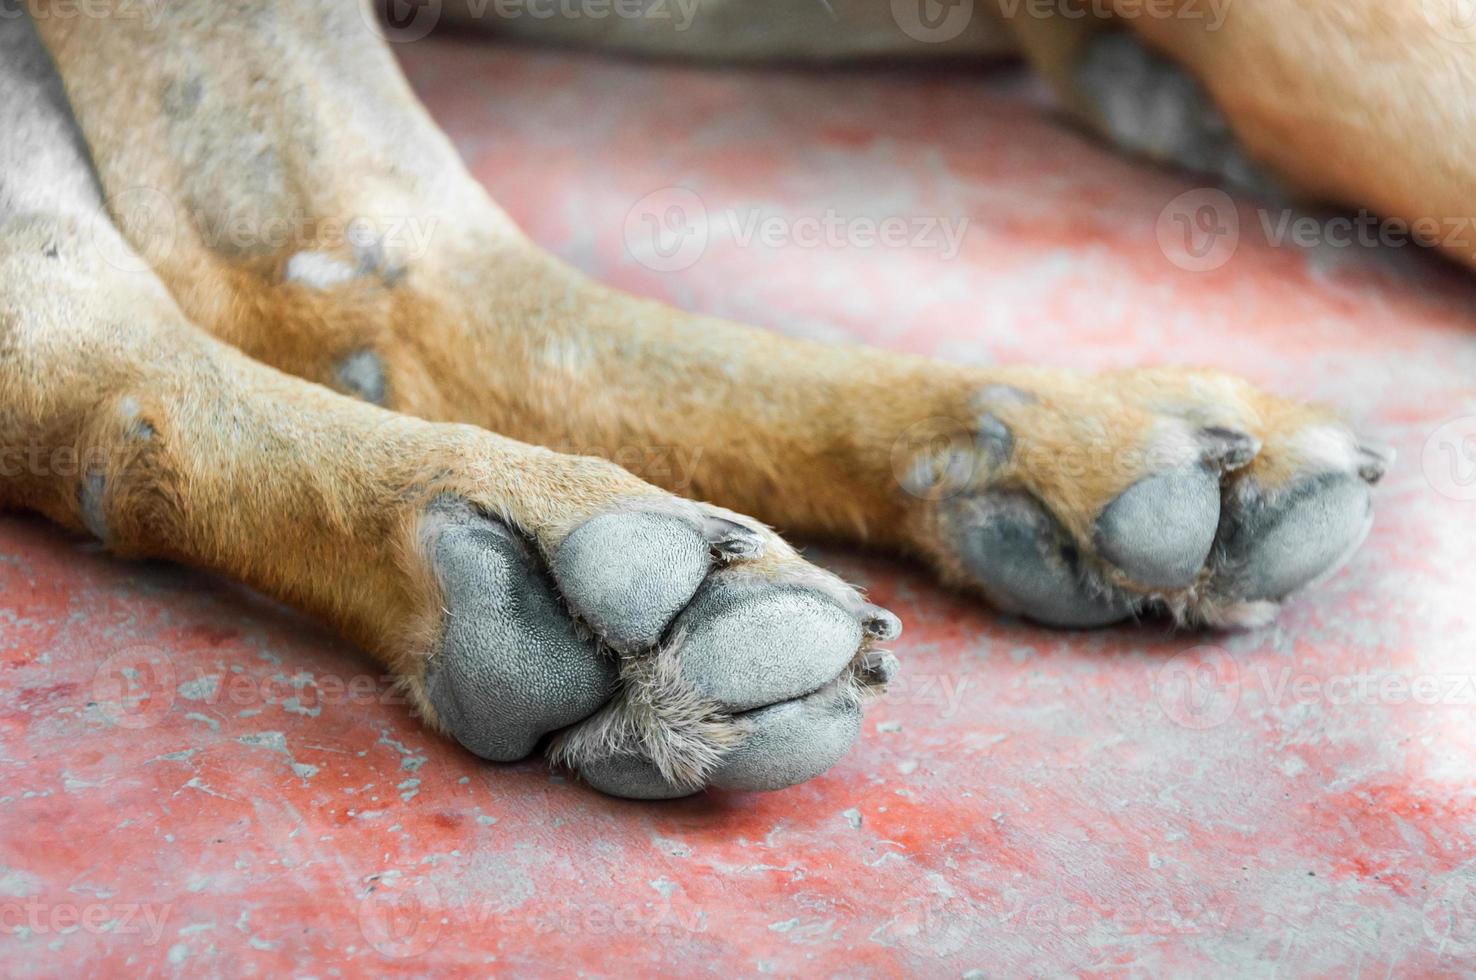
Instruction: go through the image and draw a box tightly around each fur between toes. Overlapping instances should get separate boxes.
[548,637,890,794]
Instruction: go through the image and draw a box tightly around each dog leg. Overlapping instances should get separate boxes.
[997,4,1280,195]
[0,12,898,799]
[1006,0,1476,264]
[32,1,1386,628]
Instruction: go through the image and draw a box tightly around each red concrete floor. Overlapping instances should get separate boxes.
[5,35,1476,978]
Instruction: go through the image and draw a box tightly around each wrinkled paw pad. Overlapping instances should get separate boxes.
[426,519,620,762]
[947,490,1134,629]
[939,416,1388,630]
[423,504,900,799]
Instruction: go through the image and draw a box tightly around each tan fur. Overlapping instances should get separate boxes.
[1000,0,1476,271]
[0,0,1394,732]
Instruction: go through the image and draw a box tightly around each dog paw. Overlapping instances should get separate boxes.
[417,495,899,799]
[907,369,1389,629]
[1075,31,1280,198]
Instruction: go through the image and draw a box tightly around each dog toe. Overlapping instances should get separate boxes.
[944,490,1136,629]
[668,572,863,712]
[552,510,713,654]
[1217,473,1374,602]
[709,684,863,793]
[1095,464,1220,589]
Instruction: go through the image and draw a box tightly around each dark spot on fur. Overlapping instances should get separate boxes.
[161,75,203,119]
[79,470,109,544]
[336,349,388,406]
[351,233,407,286]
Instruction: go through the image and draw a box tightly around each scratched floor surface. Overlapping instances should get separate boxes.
[3,35,1476,977]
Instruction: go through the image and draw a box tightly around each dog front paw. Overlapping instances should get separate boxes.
[415,489,900,800]
[904,368,1388,629]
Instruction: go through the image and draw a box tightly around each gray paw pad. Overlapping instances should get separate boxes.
[579,753,692,801]
[552,511,713,654]
[579,686,863,800]
[1095,464,1220,589]
[710,688,863,793]
[1076,32,1280,197]
[668,574,863,712]
[1219,474,1373,601]
[947,491,1135,628]
[427,520,618,762]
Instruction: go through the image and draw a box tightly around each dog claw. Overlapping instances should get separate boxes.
[702,515,766,561]
[861,605,903,641]
[1198,426,1262,472]
[1356,444,1394,484]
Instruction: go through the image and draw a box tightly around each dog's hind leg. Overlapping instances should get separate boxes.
[1,11,899,799]
[30,0,1386,630]
[998,4,1280,195]
[1004,0,1476,265]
